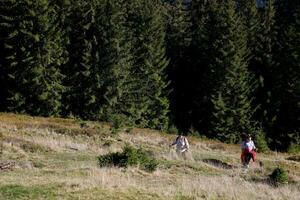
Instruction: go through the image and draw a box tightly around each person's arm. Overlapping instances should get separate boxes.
[241,142,245,150]
[251,141,257,151]
[185,138,189,149]
[170,137,178,146]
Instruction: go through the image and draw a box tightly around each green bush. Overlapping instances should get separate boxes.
[288,143,300,153]
[98,145,158,172]
[168,124,179,135]
[269,167,289,186]
[105,113,128,135]
[287,132,300,153]
[254,129,270,153]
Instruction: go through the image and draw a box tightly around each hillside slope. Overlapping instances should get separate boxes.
[0,113,299,200]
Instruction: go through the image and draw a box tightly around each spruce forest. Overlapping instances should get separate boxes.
[0,0,299,152]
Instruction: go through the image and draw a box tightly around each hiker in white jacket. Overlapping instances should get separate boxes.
[170,134,189,159]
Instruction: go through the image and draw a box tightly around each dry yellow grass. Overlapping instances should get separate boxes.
[0,113,299,200]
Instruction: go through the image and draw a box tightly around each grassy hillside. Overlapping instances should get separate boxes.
[0,113,299,200]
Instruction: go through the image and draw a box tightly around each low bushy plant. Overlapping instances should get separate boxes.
[254,129,270,153]
[168,124,179,135]
[269,167,289,186]
[287,132,300,153]
[98,145,158,172]
[105,113,128,135]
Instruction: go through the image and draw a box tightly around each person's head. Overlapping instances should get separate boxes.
[246,134,252,141]
[242,132,251,141]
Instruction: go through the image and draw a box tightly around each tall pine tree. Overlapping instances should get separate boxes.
[96,0,133,124]
[247,0,277,132]
[209,0,256,143]
[1,0,66,116]
[63,0,132,122]
[62,0,100,118]
[164,0,192,131]
[125,0,170,130]
[270,0,300,150]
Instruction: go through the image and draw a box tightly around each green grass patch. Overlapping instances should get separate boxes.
[98,145,158,172]
[64,187,163,200]
[0,184,57,200]
[38,152,96,169]
[20,141,50,153]
[47,152,95,162]
[175,193,196,200]
[159,159,221,176]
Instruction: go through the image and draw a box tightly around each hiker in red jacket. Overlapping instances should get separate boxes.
[240,133,257,168]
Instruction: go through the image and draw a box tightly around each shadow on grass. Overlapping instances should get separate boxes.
[202,158,237,169]
[286,155,300,162]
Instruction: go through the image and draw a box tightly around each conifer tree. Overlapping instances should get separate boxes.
[96,0,133,123]
[0,0,66,116]
[63,0,132,122]
[209,0,256,143]
[164,0,192,131]
[237,0,270,144]
[190,0,245,136]
[247,0,277,131]
[125,0,170,130]
[270,1,300,150]
[0,0,12,111]
[62,0,99,118]
[189,0,220,133]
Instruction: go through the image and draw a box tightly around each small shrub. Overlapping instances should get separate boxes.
[104,113,129,134]
[98,145,158,172]
[168,124,178,135]
[269,167,289,186]
[188,126,200,137]
[287,143,300,153]
[254,129,270,153]
[287,132,300,153]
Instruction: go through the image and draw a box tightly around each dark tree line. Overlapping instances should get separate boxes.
[0,0,299,151]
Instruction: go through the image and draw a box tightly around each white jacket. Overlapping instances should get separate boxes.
[172,136,189,152]
[241,140,256,151]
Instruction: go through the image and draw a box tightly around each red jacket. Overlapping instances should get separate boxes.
[241,148,256,162]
